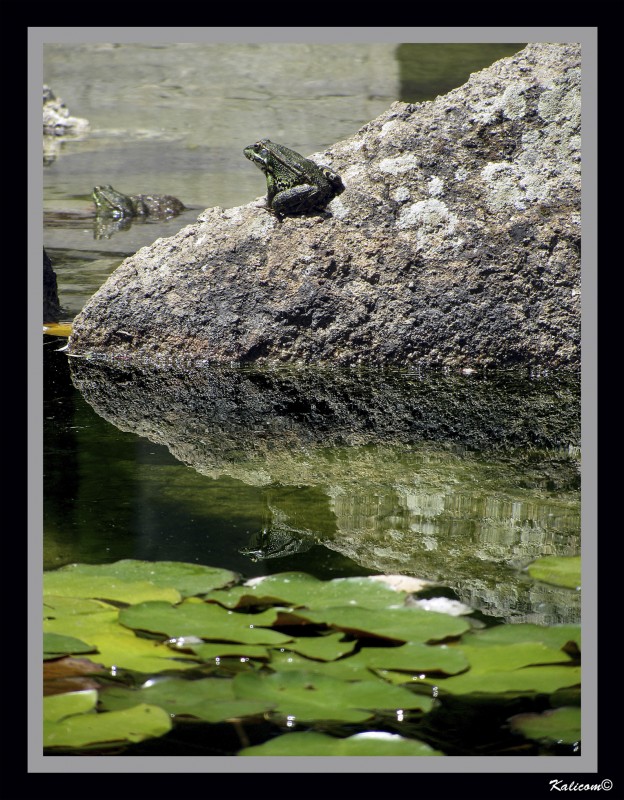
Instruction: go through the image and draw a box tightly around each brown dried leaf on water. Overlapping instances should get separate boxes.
[43,322,73,338]
[44,656,106,697]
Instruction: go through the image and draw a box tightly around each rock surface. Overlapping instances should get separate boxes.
[67,43,581,369]
[43,85,90,136]
[43,249,61,323]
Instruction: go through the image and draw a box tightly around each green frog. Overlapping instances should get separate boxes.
[243,139,344,220]
[92,185,185,219]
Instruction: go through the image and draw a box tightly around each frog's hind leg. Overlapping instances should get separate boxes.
[271,183,328,219]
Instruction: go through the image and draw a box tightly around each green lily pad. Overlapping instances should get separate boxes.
[44,572,181,605]
[44,703,172,749]
[44,609,123,641]
[462,623,580,651]
[100,677,269,723]
[289,605,470,643]
[456,642,574,673]
[43,690,97,722]
[44,632,97,661]
[508,706,581,744]
[119,600,293,645]
[232,669,433,723]
[207,573,406,610]
[355,642,470,675]
[527,556,581,589]
[51,560,237,597]
[239,731,444,756]
[429,665,581,695]
[284,632,358,661]
[44,610,199,673]
[269,648,376,680]
[186,642,270,662]
[44,595,117,618]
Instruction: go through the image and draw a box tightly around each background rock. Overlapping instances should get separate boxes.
[67,43,581,369]
[43,249,61,323]
[43,85,90,136]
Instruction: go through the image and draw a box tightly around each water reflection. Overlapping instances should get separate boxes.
[68,356,580,623]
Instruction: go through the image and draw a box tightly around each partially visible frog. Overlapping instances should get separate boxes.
[92,185,185,220]
[239,526,316,562]
[243,139,344,220]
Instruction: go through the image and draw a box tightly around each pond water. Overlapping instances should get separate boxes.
[41,42,582,758]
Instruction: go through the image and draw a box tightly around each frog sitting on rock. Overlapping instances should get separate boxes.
[244,139,344,220]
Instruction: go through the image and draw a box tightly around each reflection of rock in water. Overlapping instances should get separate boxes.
[68,357,581,622]
[43,85,89,165]
[324,468,580,624]
[68,357,580,456]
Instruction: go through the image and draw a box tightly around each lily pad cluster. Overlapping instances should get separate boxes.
[43,560,581,755]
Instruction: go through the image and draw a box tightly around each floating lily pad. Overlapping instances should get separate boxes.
[44,632,97,661]
[284,632,358,661]
[44,595,117,618]
[456,642,574,672]
[44,572,181,605]
[44,690,97,722]
[268,648,375,680]
[429,665,581,695]
[51,560,237,597]
[100,677,269,723]
[185,642,270,661]
[44,703,172,749]
[232,669,433,723]
[508,706,581,744]
[119,600,293,645]
[207,573,406,610]
[44,609,123,641]
[527,556,581,589]
[44,609,198,673]
[239,730,444,756]
[355,642,470,675]
[289,605,470,643]
[463,623,581,652]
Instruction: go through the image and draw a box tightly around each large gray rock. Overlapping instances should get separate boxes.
[67,43,581,368]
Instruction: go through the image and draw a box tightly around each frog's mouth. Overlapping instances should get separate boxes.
[243,147,266,169]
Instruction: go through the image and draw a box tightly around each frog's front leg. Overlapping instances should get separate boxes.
[265,173,278,209]
[271,183,328,220]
